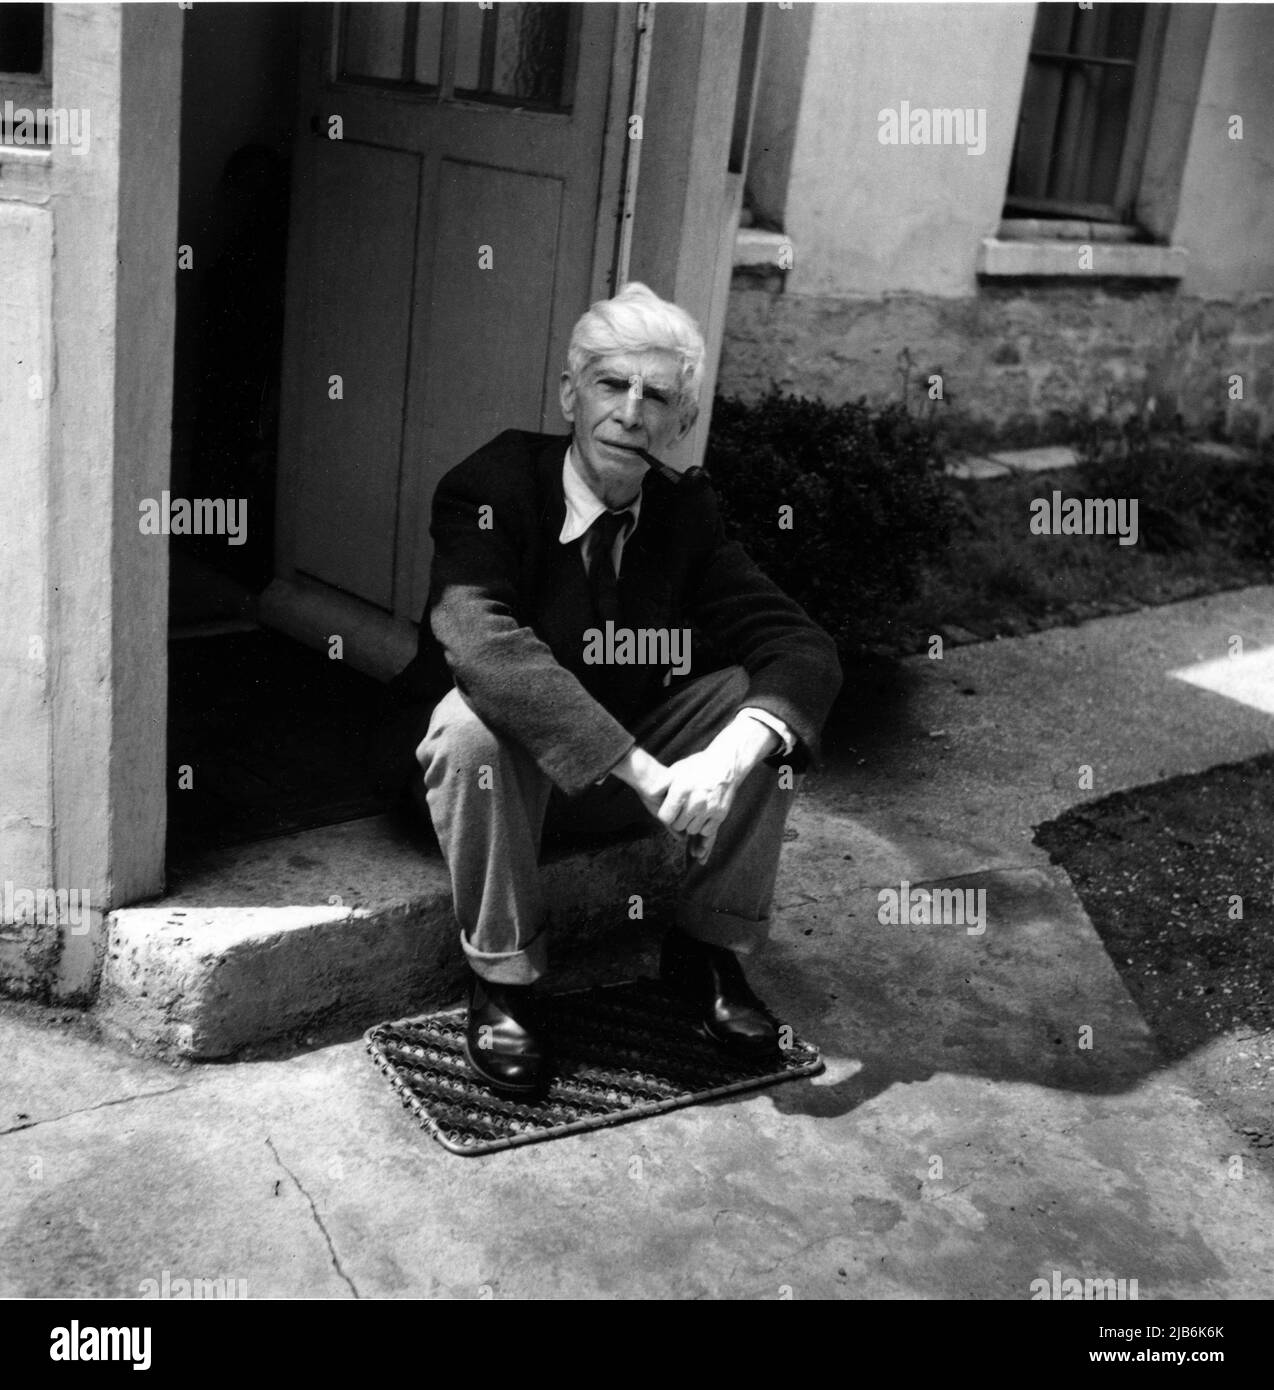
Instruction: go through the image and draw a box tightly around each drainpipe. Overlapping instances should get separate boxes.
[614,1,655,287]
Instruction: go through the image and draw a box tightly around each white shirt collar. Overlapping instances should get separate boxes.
[559,445,642,546]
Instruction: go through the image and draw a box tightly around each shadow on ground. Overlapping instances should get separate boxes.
[1035,752,1274,1159]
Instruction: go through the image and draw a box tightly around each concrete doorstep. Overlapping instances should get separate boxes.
[95,816,681,1060]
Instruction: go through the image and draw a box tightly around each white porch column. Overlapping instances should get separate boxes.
[0,4,182,1001]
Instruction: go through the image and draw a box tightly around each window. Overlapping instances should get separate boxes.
[0,1,43,72]
[1006,3,1167,224]
[0,2,52,147]
[338,2,579,112]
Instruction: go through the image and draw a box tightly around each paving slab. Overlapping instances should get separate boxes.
[945,455,1012,480]
[987,445,1079,474]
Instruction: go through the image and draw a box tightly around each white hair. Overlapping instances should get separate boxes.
[566,282,705,423]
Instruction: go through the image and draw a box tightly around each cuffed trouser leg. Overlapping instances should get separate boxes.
[418,668,800,983]
[671,754,794,954]
[630,667,797,956]
[417,688,553,984]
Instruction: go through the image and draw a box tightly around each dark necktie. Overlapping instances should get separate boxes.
[587,510,629,625]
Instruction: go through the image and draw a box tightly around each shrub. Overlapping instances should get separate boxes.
[1079,444,1274,563]
[706,389,955,656]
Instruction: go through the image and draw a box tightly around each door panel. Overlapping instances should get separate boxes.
[291,143,420,607]
[410,159,564,612]
[276,2,622,631]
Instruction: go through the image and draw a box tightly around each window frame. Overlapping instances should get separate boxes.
[1004,2,1170,227]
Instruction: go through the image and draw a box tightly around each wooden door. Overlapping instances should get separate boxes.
[274,2,627,647]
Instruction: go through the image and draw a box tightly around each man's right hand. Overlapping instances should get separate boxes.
[611,746,715,861]
[610,745,672,819]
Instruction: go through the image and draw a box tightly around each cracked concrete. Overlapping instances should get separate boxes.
[2,586,1273,1299]
[265,1136,360,1299]
[1,1085,190,1138]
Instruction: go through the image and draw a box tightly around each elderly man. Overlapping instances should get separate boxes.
[379,282,841,1095]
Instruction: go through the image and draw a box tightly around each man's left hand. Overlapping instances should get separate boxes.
[657,715,780,862]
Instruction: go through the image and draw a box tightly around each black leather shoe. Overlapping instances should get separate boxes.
[660,929,779,1060]
[463,975,549,1096]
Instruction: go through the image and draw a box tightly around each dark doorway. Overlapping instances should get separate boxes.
[168,4,386,855]
[171,1,302,615]
[167,629,386,853]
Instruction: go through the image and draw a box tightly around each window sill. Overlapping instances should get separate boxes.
[0,143,54,197]
[733,227,792,273]
[998,217,1140,243]
[0,143,54,166]
[978,238,1186,280]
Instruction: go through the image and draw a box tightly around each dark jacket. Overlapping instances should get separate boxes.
[373,429,842,800]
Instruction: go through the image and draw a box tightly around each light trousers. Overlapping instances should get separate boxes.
[416,666,797,984]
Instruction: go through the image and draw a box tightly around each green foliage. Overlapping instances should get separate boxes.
[1070,389,1166,470]
[706,389,955,655]
[1068,388,1274,562]
[705,383,1273,662]
[1079,446,1274,563]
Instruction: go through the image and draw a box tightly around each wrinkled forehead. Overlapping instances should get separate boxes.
[581,349,684,393]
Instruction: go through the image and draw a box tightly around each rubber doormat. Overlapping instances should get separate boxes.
[365,977,823,1155]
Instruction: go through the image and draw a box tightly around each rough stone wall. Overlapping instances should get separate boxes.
[719,284,1274,445]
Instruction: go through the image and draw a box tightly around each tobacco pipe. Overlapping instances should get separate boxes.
[632,447,709,489]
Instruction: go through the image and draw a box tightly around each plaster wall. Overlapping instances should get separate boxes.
[0,198,57,994]
[721,3,1273,439]
[1174,3,1274,298]
[780,2,1034,297]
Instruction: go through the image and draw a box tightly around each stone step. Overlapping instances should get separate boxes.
[95,814,681,1060]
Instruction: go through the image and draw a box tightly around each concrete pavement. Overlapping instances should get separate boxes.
[3,585,1274,1299]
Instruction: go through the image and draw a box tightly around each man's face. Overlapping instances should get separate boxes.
[559,349,694,506]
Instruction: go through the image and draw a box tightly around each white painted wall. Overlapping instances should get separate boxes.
[779,2,1035,297]
[1174,4,1274,297]
[757,2,1274,303]
[0,197,55,994]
